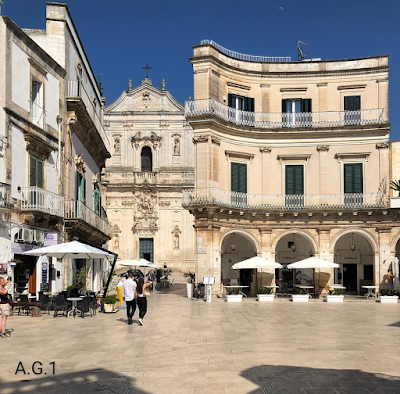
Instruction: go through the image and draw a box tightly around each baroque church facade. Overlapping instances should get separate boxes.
[103,78,196,271]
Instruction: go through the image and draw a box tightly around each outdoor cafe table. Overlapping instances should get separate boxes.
[330,285,346,290]
[294,285,314,290]
[362,285,379,299]
[263,285,279,292]
[222,285,249,296]
[67,297,82,317]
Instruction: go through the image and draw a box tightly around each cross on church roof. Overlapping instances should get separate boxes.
[143,63,152,78]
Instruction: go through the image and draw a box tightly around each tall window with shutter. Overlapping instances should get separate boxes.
[344,163,363,207]
[282,99,312,127]
[344,96,361,125]
[93,189,101,216]
[228,94,255,126]
[29,155,44,207]
[76,172,86,203]
[231,162,247,207]
[285,165,304,207]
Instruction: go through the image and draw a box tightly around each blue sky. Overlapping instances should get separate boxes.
[3,0,400,138]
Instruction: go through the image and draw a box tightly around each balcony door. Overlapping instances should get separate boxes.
[344,96,361,125]
[29,155,44,207]
[231,162,247,207]
[344,163,363,208]
[285,165,304,208]
[228,94,254,125]
[282,99,312,127]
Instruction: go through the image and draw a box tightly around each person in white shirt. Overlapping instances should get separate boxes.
[122,272,137,325]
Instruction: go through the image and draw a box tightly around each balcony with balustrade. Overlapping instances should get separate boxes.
[64,200,112,243]
[185,99,386,131]
[19,186,64,227]
[182,188,387,213]
[0,183,11,210]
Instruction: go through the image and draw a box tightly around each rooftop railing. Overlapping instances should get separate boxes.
[200,40,291,62]
[20,186,64,217]
[183,188,387,211]
[67,80,110,149]
[65,200,112,238]
[185,99,385,129]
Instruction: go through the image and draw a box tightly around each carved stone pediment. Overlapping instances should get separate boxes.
[24,134,53,159]
[131,131,161,150]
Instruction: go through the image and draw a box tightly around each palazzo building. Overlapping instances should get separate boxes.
[184,40,395,295]
[103,78,195,271]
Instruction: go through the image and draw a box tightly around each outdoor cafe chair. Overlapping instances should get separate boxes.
[76,296,92,318]
[17,294,30,315]
[89,296,97,316]
[38,293,51,314]
[53,294,68,318]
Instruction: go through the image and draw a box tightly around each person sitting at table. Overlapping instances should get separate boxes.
[69,284,80,297]
[279,276,288,294]
[295,271,312,285]
[77,282,86,296]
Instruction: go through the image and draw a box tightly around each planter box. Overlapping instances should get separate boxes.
[226,294,243,303]
[291,294,310,303]
[257,294,275,302]
[187,283,194,299]
[326,295,344,303]
[389,197,400,209]
[104,303,115,313]
[380,296,399,304]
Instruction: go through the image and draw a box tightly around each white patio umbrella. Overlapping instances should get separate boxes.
[287,257,339,296]
[232,256,283,270]
[116,259,158,268]
[23,240,113,260]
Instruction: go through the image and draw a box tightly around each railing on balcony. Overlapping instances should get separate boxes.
[65,200,112,238]
[0,182,11,208]
[185,100,385,129]
[30,101,46,129]
[200,40,291,62]
[20,186,64,217]
[182,188,387,210]
[66,80,109,148]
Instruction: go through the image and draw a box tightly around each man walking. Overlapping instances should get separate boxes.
[122,271,137,325]
[0,276,12,338]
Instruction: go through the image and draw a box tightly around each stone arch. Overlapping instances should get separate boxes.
[390,230,400,254]
[272,229,318,255]
[220,228,261,255]
[330,228,378,254]
[141,146,153,172]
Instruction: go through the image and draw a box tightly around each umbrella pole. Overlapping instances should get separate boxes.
[102,254,118,310]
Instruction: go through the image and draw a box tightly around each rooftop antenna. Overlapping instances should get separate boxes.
[297,40,310,61]
[97,74,103,96]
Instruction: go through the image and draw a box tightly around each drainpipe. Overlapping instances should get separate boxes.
[56,115,62,194]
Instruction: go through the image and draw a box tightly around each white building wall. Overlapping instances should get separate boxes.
[11,42,30,112]
[11,126,27,199]
[46,151,58,193]
[45,72,60,129]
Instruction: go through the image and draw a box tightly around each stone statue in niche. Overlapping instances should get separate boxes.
[174,234,179,249]
[114,138,120,155]
[173,139,180,156]
[114,234,119,248]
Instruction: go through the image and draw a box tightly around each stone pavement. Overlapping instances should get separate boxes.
[1,273,400,394]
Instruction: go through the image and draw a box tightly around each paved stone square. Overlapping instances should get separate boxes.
[1,275,400,394]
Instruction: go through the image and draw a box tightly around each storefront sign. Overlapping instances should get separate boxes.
[278,252,298,264]
[197,247,207,254]
[40,283,49,292]
[44,233,58,247]
[340,250,361,264]
[41,260,49,283]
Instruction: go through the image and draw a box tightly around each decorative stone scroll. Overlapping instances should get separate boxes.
[75,154,86,175]
[260,146,272,153]
[131,131,161,150]
[211,136,221,146]
[317,145,330,152]
[193,135,209,144]
[376,142,389,149]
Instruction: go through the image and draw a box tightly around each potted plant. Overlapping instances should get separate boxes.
[184,272,195,299]
[389,180,400,208]
[103,294,119,312]
[379,288,399,304]
[257,287,275,302]
[326,288,345,303]
[225,287,243,303]
[291,287,310,302]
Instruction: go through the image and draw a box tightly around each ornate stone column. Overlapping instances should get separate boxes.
[317,229,333,294]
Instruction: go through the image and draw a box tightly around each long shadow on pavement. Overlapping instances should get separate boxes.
[241,364,400,394]
[0,368,148,394]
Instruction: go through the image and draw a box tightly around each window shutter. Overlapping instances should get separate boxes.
[282,99,287,113]
[285,166,294,194]
[83,177,86,201]
[344,96,360,111]
[354,96,361,111]
[245,97,255,112]
[30,156,36,186]
[286,165,303,195]
[228,94,233,108]
[344,163,363,194]
[344,164,353,193]
[301,99,312,113]
[76,172,80,200]
[231,163,239,192]
[94,190,100,215]
[353,164,363,193]
[238,163,247,193]
[37,159,43,188]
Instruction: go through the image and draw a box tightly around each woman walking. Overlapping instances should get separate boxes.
[135,277,152,326]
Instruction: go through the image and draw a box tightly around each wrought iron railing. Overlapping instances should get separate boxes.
[65,200,112,238]
[30,101,46,129]
[182,188,387,210]
[0,182,11,208]
[20,186,64,217]
[67,80,110,149]
[185,99,385,129]
[200,40,291,62]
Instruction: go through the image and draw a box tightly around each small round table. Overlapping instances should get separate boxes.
[67,297,82,317]
[362,285,379,299]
